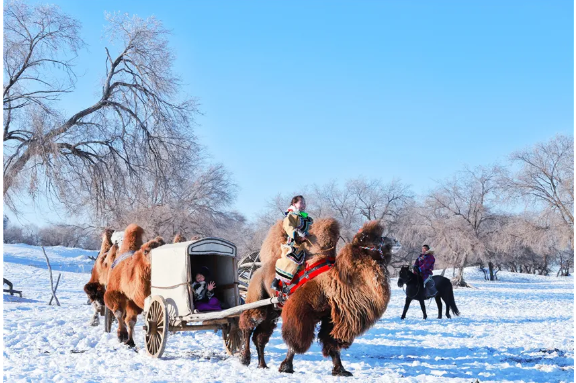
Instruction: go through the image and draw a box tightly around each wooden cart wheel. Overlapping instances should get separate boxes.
[145,296,169,358]
[104,306,113,333]
[222,318,241,356]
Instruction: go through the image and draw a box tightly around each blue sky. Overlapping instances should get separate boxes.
[6,0,574,225]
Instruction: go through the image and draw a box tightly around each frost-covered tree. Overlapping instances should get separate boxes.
[502,134,574,250]
[425,166,501,286]
[4,2,199,220]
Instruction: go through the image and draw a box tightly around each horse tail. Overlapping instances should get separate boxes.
[445,282,460,316]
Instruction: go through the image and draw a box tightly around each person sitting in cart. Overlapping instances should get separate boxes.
[271,195,314,292]
[192,266,222,312]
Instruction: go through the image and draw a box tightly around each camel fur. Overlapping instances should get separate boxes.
[239,218,340,370]
[104,224,165,346]
[84,228,114,326]
[173,234,187,243]
[278,220,395,376]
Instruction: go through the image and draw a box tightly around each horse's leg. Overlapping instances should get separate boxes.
[401,297,412,319]
[252,308,278,369]
[318,316,353,377]
[435,295,443,319]
[279,347,296,373]
[419,299,427,320]
[443,296,451,319]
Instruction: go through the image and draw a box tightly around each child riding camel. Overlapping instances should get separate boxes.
[271,195,314,291]
[413,244,437,298]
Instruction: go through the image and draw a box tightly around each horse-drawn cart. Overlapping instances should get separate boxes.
[142,238,277,358]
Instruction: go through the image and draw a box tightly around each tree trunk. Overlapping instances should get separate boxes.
[451,253,470,287]
[440,267,447,277]
[488,261,495,281]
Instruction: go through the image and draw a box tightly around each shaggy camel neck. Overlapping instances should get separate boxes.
[326,248,390,343]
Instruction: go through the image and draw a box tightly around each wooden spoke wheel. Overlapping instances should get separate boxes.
[222,318,241,356]
[104,306,113,334]
[145,296,169,358]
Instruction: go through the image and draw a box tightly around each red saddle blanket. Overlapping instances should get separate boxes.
[275,256,335,306]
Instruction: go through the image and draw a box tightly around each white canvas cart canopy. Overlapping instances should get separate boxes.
[145,237,238,320]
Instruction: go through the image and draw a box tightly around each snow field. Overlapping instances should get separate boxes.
[3,244,574,382]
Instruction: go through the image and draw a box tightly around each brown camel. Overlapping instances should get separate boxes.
[240,220,399,376]
[84,228,114,326]
[104,224,165,346]
[278,220,398,376]
[239,218,340,370]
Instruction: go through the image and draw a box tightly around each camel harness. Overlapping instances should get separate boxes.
[110,251,135,269]
[275,256,335,306]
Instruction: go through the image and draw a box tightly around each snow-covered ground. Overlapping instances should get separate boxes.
[3,244,574,382]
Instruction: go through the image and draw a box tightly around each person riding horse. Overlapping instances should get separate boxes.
[413,245,437,298]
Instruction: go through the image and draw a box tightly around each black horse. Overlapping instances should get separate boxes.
[397,265,460,320]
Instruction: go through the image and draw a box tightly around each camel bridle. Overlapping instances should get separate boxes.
[359,237,387,259]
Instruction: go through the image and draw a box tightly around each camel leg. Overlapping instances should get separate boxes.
[104,290,128,342]
[114,309,128,342]
[279,347,296,373]
[401,297,412,319]
[318,316,352,377]
[239,328,253,366]
[419,299,427,320]
[329,350,353,377]
[239,307,267,366]
[90,301,101,326]
[252,309,277,369]
[124,300,140,348]
[239,269,272,366]
[435,295,443,319]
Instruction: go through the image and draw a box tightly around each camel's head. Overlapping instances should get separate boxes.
[301,218,340,258]
[142,236,166,262]
[352,220,401,264]
[335,221,401,285]
[98,228,115,258]
[173,233,186,243]
[102,228,114,242]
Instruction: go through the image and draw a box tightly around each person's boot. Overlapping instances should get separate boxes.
[271,278,281,291]
[425,280,437,298]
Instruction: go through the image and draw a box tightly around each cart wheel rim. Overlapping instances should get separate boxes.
[145,296,169,358]
[222,319,242,356]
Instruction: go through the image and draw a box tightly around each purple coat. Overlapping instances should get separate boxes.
[414,251,435,281]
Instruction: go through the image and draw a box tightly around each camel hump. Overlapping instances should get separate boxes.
[119,224,144,254]
[258,220,285,264]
